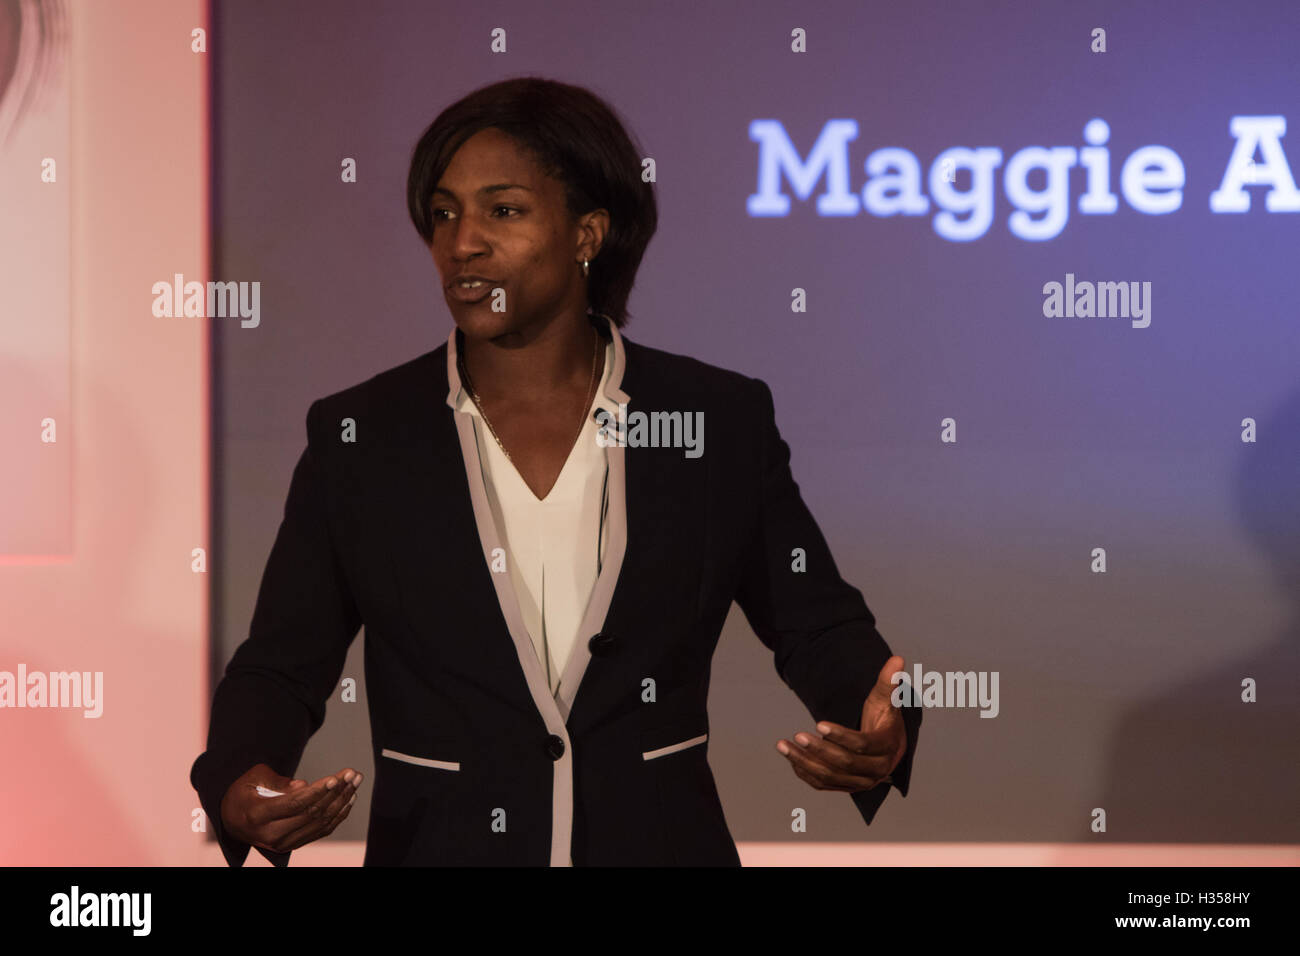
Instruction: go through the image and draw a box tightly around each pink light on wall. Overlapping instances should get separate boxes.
[0,0,210,865]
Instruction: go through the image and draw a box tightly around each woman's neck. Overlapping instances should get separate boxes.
[461,312,603,404]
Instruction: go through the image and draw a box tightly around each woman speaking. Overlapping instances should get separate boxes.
[191,76,921,866]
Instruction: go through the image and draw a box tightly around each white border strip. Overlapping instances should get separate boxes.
[381,747,460,772]
[642,733,708,761]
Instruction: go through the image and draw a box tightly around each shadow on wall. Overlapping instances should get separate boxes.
[1097,387,1300,842]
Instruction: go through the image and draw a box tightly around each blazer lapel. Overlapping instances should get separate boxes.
[375,354,542,716]
[562,337,708,734]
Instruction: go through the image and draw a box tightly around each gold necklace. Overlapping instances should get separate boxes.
[459,327,601,466]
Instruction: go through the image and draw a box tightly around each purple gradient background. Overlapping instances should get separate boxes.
[211,0,1299,843]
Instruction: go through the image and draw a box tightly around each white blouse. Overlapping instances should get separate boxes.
[453,337,616,699]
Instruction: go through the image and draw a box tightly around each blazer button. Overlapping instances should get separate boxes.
[588,632,617,656]
[545,734,565,760]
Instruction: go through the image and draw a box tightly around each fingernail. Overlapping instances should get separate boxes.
[795,733,811,746]
[816,723,831,734]
[343,771,354,783]
[776,741,789,755]
[326,778,337,789]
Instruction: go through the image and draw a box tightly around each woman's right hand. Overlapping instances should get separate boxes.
[220,763,362,854]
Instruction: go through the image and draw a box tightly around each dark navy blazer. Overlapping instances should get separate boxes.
[191,316,921,866]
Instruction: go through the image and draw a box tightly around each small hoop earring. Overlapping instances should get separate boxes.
[581,258,589,277]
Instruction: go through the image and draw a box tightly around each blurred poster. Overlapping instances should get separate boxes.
[0,0,70,557]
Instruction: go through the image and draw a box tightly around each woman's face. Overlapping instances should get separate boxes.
[429,127,602,342]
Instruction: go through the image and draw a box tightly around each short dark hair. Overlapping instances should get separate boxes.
[407,76,657,328]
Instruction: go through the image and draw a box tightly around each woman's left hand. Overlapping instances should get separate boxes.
[776,655,908,792]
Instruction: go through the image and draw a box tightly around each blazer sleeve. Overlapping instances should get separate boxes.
[733,377,920,826]
[190,398,363,866]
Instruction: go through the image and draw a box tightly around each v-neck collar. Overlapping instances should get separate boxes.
[443,313,633,719]
[464,334,616,504]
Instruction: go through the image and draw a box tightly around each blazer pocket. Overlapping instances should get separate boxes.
[381,747,460,771]
[641,732,708,761]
